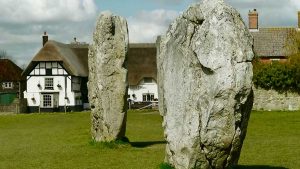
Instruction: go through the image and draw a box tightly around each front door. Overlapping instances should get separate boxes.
[42,94,53,108]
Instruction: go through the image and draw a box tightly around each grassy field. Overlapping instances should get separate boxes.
[0,110,299,169]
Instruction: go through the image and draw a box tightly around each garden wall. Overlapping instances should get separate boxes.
[253,88,300,111]
[0,98,27,114]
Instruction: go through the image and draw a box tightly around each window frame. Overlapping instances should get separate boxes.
[44,78,54,90]
[2,82,13,89]
[142,93,155,102]
[143,77,153,84]
[42,94,53,108]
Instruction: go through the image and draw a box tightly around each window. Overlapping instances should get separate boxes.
[45,78,54,90]
[143,77,153,83]
[2,82,13,89]
[72,77,81,91]
[142,93,154,102]
[43,94,52,108]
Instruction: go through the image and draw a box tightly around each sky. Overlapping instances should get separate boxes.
[0,0,300,68]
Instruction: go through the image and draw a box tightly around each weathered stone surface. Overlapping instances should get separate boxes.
[157,0,254,168]
[88,11,129,142]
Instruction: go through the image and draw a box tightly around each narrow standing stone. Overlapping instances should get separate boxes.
[88,11,129,142]
[157,0,254,168]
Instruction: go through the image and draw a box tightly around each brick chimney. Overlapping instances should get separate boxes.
[43,31,48,46]
[249,9,258,30]
[298,11,300,28]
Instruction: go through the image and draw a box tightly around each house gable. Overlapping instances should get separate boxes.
[29,61,68,76]
[22,40,88,77]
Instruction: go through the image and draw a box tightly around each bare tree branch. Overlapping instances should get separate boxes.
[0,50,8,59]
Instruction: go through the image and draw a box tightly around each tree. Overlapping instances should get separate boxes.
[0,50,17,64]
[0,50,8,59]
[287,31,300,91]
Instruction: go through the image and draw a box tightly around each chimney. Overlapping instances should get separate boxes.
[43,31,48,46]
[249,9,258,30]
[298,11,300,28]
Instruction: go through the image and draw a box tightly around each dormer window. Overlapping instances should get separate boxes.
[45,78,54,90]
[2,82,13,89]
[143,77,153,83]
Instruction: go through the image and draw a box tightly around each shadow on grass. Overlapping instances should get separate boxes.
[130,141,166,148]
[232,165,288,169]
[89,138,131,149]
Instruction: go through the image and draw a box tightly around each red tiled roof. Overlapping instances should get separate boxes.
[251,27,296,57]
[0,59,24,82]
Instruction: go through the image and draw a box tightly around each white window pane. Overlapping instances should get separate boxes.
[58,69,63,75]
[35,69,40,75]
[45,78,54,90]
[43,94,52,107]
[52,68,58,75]
[40,69,46,75]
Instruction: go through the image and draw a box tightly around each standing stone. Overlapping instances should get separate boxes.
[157,0,254,168]
[88,11,129,142]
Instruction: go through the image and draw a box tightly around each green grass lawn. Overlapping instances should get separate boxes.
[0,110,299,169]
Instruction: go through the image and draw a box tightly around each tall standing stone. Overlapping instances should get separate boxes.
[157,0,254,168]
[88,11,129,142]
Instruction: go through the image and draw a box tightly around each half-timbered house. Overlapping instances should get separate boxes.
[23,34,88,112]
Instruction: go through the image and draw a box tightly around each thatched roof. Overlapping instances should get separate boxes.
[23,40,88,77]
[0,59,24,82]
[127,43,157,85]
[23,41,157,85]
[251,28,296,57]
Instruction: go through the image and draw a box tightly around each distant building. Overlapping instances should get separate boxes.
[0,59,26,113]
[22,33,159,112]
[248,9,300,62]
[23,32,89,112]
[127,43,158,105]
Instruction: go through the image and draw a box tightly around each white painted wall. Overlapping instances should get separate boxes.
[24,63,81,107]
[128,78,158,102]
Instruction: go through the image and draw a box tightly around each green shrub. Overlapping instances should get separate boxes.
[252,51,300,92]
[159,163,175,169]
[253,61,294,92]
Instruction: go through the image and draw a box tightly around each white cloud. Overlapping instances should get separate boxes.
[0,0,97,23]
[127,0,300,44]
[0,0,97,67]
[128,9,179,42]
[227,0,299,27]
[1,0,300,67]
